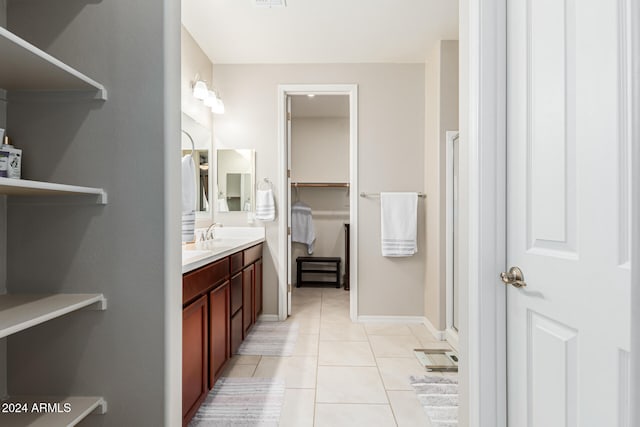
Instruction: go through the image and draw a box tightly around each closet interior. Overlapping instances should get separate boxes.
[289,95,350,299]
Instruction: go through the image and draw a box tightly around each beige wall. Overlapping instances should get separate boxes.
[212,64,425,317]
[424,40,459,330]
[291,118,350,183]
[181,26,213,131]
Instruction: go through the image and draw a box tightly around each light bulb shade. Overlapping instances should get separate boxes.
[204,91,217,107]
[212,97,225,114]
[193,81,208,100]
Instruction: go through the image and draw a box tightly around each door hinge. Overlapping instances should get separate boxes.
[287,226,291,235]
[287,112,291,121]
[287,169,291,178]
[288,283,292,292]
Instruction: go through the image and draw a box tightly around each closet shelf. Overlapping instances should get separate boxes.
[292,182,349,188]
[0,294,107,339]
[0,178,108,204]
[0,396,106,426]
[0,27,107,100]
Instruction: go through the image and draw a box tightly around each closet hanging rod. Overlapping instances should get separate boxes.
[291,182,350,188]
[360,192,426,198]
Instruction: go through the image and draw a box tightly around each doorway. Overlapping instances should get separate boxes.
[277,84,359,322]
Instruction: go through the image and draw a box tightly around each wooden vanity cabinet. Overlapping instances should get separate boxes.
[182,242,263,425]
[182,295,208,423]
[255,259,263,318]
[230,271,244,354]
[242,264,255,335]
[242,243,264,334]
[208,281,229,388]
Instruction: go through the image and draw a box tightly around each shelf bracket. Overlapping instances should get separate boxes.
[83,296,107,311]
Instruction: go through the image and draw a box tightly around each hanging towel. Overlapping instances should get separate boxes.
[380,192,418,257]
[182,154,196,242]
[217,198,230,212]
[255,189,276,221]
[291,201,315,254]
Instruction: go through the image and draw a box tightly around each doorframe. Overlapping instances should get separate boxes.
[445,130,460,351]
[460,0,507,426]
[276,84,359,322]
[631,0,640,423]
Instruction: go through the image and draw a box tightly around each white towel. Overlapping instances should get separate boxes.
[217,198,229,212]
[380,192,418,257]
[181,155,196,242]
[291,201,315,254]
[255,189,276,221]
[182,155,196,213]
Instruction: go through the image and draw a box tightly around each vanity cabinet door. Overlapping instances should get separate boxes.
[209,281,229,389]
[242,264,254,335]
[255,259,262,319]
[182,295,208,424]
[230,310,243,354]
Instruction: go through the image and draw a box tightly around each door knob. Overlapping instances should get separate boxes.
[500,266,527,288]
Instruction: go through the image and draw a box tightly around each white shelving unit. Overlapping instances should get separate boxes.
[0,14,110,423]
[0,294,107,339]
[0,396,107,427]
[0,27,107,100]
[0,178,108,204]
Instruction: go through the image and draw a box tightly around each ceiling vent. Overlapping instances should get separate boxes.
[254,0,286,8]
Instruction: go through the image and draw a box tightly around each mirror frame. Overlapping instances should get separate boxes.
[181,112,213,222]
[215,148,256,214]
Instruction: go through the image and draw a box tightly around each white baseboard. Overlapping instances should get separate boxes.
[356,315,426,324]
[445,328,459,351]
[422,317,446,341]
[258,314,279,322]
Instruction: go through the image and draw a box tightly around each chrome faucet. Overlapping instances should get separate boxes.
[204,223,222,241]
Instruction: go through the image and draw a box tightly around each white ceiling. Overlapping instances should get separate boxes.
[291,95,349,118]
[182,0,459,64]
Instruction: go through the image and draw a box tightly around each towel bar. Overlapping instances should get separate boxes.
[359,192,426,198]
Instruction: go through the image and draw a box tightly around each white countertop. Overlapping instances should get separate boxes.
[182,227,266,274]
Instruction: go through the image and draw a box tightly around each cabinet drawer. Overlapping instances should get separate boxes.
[230,252,243,274]
[230,309,243,355]
[183,258,230,305]
[230,272,243,315]
[243,243,263,267]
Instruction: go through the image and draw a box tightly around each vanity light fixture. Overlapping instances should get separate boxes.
[212,96,225,115]
[192,80,208,100]
[204,90,217,108]
[192,75,225,114]
[307,94,316,98]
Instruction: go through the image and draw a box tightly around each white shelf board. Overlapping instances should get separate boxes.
[0,27,107,100]
[0,396,106,427]
[0,294,107,339]
[0,178,107,204]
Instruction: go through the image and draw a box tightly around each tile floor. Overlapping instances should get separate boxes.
[221,286,454,427]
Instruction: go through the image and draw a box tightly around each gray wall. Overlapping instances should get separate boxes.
[212,64,426,317]
[5,1,180,425]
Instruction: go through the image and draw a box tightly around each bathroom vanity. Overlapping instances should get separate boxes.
[181,228,265,426]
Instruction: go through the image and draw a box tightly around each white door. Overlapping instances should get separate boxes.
[507,0,631,426]
[286,95,293,316]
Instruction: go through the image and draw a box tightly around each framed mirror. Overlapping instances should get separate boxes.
[216,149,255,212]
[182,113,213,219]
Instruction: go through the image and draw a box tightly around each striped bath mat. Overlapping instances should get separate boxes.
[236,322,299,356]
[189,378,285,427]
[409,375,459,427]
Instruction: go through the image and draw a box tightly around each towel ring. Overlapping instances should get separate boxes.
[181,130,195,156]
[257,178,273,191]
